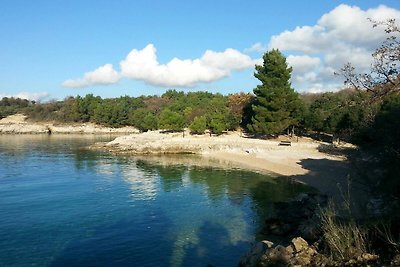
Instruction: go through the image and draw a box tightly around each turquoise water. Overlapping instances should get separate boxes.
[0,135,313,267]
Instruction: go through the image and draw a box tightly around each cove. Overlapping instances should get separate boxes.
[0,135,315,266]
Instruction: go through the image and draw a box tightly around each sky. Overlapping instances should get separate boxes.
[0,0,399,101]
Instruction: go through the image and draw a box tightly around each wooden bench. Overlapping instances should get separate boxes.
[279,141,291,146]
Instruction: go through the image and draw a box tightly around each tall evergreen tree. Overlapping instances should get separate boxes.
[248,49,302,135]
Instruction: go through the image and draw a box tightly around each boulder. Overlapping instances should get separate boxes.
[241,236,324,267]
[291,237,309,253]
[260,245,291,266]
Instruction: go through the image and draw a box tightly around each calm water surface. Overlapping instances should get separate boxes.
[0,135,314,267]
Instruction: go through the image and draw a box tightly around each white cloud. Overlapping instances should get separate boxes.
[306,83,343,94]
[63,44,257,88]
[244,42,266,53]
[120,44,256,87]
[61,4,400,93]
[287,55,321,74]
[0,92,50,101]
[62,64,120,88]
[267,4,400,93]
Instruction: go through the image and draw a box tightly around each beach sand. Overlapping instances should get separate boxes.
[97,130,367,207]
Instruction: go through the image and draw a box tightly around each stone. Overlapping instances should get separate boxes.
[262,245,291,265]
[291,237,308,252]
[262,240,274,248]
[306,247,317,256]
[292,251,312,266]
[285,244,294,254]
[362,253,378,261]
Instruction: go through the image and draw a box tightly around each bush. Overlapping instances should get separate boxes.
[189,116,207,134]
[159,109,184,131]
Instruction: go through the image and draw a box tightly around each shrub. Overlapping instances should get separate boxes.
[189,116,207,134]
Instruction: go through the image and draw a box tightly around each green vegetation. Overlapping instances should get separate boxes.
[320,202,370,262]
[248,49,302,135]
[189,116,207,134]
[1,91,249,135]
[0,97,35,119]
[159,108,185,132]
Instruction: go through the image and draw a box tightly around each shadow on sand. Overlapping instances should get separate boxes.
[285,144,371,217]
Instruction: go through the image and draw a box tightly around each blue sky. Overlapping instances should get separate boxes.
[0,0,399,101]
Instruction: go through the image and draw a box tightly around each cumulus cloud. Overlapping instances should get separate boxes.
[266,4,400,93]
[287,55,321,74]
[63,44,257,88]
[120,44,256,87]
[62,64,120,88]
[0,92,50,101]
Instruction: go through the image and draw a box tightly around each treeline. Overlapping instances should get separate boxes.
[0,87,391,141]
[0,91,252,134]
[0,97,35,118]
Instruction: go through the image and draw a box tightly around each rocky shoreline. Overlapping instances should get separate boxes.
[239,193,383,267]
[0,114,139,134]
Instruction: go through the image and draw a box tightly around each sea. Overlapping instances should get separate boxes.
[0,135,313,267]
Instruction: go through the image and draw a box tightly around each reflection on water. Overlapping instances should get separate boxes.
[0,135,315,266]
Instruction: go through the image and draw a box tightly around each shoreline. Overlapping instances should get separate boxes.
[92,130,351,176]
[92,130,365,203]
[2,114,360,200]
[0,114,139,134]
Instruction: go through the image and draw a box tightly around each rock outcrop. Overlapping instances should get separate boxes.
[240,237,320,267]
[0,114,139,134]
[240,237,379,267]
[240,193,381,266]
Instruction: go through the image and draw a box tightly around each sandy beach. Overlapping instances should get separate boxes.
[94,130,364,203]
[94,130,352,176]
[1,114,350,176]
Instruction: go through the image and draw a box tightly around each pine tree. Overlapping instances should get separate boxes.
[248,49,301,135]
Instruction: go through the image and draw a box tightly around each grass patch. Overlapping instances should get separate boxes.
[320,202,370,261]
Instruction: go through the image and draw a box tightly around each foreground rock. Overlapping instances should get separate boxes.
[240,237,379,267]
[0,114,139,134]
[240,193,382,266]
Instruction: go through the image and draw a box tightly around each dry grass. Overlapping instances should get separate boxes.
[320,202,369,261]
[375,222,400,253]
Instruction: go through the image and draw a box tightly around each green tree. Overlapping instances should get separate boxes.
[142,113,158,131]
[0,97,33,119]
[205,97,229,134]
[159,108,184,131]
[92,101,113,126]
[189,116,207,134]
[208,113,226,135]
[248,49,302,135]
[128,108,158,132]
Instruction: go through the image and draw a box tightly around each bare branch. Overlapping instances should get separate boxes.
[338,18,400,102]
